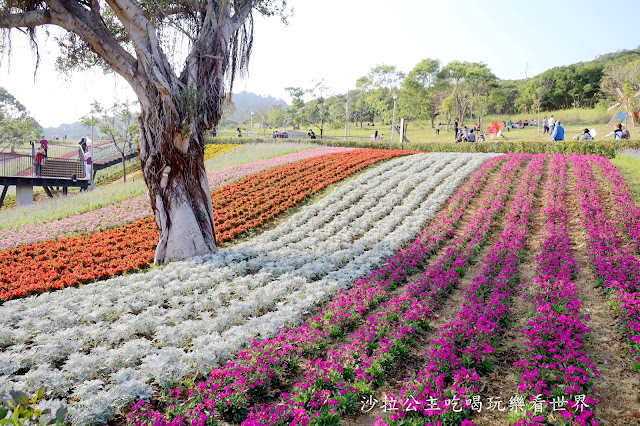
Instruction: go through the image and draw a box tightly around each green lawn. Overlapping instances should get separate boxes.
[323,114,630,144]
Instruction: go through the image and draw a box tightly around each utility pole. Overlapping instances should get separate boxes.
[345,91,350,141]
[391,92,398,144]
[90,114,95,189]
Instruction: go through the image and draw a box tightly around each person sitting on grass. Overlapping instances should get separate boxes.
[582,128,593,141]
[604,123,624,141]
[455,129,463,143]
[467,129,476,142]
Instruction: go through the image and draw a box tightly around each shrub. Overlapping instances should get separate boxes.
[208,137,640,158]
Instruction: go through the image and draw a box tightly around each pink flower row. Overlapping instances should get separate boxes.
[126,155,508,426]
[0,147,354,251]
[242,155,528,425]
[513,153,599,426]
[588,155,640,254]
[375,154,545,426]
[570,154,640,370]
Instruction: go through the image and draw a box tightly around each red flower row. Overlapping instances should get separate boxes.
[0,149,412,302]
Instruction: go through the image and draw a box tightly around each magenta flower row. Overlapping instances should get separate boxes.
[242,155,528,425]
[587,155,640,254]
[126,156,508,426]
[374,154,545,426]
[569,154,640,371]
[513,153,599,426]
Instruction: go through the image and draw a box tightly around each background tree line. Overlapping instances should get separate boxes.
[0,87,42,146]
[251,47,640,132]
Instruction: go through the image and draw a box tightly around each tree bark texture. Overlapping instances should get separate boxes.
[1,0,258,263]
[136,86,217,264]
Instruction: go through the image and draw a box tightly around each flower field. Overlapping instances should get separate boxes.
[0,143,333,232]
[0,146,354,250]
[0,149,401,301]
[1,151,640,426]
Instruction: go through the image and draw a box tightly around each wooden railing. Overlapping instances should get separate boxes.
[0,153,86,179]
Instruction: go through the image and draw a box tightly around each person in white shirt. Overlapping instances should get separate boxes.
[604,123,624,140]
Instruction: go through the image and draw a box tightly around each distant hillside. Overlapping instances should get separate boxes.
[493,47,640,113]
[227,91,287,123]
[42,92,288,133]
[233,91,287,110]
[43,122,88,141]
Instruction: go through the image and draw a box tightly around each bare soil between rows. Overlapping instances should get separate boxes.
[340,156,529,425]
[570,160,640,425]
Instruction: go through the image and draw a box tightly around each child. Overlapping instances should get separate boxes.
[34,148,45,176]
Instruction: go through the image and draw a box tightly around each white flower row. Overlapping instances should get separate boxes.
[0,153,497,424]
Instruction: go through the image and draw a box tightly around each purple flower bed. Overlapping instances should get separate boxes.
[513,154,599,426]
[588,155,640,254]
[126,156,509,426]
[241,155,528,425]
[570,154,640,371]
[374,154,546,426]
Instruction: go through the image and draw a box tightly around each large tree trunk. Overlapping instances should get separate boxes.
[137,89,217,264]
[0,0,259,265]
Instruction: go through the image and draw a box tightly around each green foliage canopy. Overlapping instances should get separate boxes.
[0,86,42,145]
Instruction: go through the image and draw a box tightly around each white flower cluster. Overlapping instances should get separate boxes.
[0,152,497,424]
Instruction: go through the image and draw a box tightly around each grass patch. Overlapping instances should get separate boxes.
[0,143,317,230]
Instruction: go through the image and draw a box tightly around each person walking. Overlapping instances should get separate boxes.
[543,116,549,135]
[435,122,441,136]
[85,151,93,180]
[548,115,555,137]
[371,130,379,142]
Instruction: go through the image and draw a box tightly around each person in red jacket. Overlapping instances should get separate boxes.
[34,148,45,176]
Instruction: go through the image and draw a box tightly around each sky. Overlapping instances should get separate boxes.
[2,0,640,127]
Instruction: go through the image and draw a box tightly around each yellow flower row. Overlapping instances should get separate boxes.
[204,143,240,161]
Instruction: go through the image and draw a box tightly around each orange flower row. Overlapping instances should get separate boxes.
[0,149,413,302]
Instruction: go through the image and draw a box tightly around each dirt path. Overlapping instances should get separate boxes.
[468,155,550,425]
[227,158,463,410]
[566,160,640,425]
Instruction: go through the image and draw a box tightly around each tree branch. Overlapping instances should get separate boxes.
[106,0,180,95]
[232,0,254,32]
[150,0,195,42]
[0,10,53,29]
